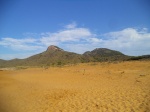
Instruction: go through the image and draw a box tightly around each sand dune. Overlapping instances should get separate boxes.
[0,61,150,112]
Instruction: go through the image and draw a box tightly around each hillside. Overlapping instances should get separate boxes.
[0,59,5,63]
[127,55,150,61]
[0,45,83,67]
[83,48,129,62]
[0,45,149,67]
[24,45,83,66]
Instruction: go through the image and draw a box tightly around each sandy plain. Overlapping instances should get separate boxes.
[0,61,150,112]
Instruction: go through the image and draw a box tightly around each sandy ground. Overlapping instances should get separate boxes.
[0,61,150,112]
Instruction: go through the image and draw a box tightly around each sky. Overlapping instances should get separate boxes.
[0,0,150,60]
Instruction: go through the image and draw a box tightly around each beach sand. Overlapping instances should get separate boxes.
[0,61,150,112]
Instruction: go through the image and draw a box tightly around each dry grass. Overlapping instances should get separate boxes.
[0,61,150,112]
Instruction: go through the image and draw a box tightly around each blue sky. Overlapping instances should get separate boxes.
[0,0,150,60]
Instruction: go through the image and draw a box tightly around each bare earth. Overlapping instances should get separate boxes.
[0,61,150,112]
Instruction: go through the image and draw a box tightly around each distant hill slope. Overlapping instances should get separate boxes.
[0,59,6,67]
[0,45,149,67]
[0,59,5,63]
[0,58,24,68]
[127,55,150,61]
[83,48,129,62]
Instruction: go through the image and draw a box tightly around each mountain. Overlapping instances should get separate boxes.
[83,48,129,62]
[24,45,83,66]
[0,45,149,68]
[0,45,83,67]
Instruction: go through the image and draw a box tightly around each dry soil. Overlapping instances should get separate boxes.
[0,61,150,112]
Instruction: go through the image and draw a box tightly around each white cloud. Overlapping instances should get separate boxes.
[0,23,150,60]
[0,51,42,60]
[64,22,77,29]
[0,37,44,51]
[57,27,150,56]
[40,27,99,46]
[0,38,36,44]
[101,28,150,55]
[63,43,98,54]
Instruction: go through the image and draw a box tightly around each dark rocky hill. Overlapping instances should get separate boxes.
[83,48,129,62]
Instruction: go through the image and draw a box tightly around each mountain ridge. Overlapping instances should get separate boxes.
[0,45,149,67]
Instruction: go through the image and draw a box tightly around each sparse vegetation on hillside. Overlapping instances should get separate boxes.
[127,55,150,61]
[0,45,149,68]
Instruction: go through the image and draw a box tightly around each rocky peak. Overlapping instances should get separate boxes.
[46,45,64,51]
